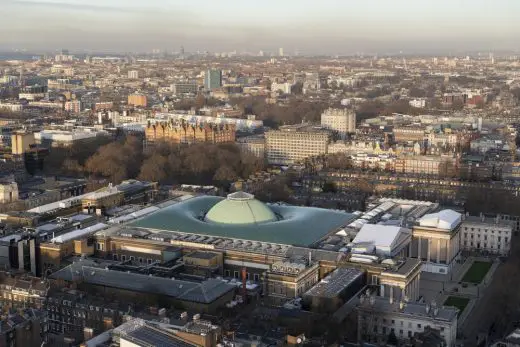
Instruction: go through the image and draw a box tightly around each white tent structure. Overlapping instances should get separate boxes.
[50,223,107,244]
[418,210,461,230]
[351,224,412,257]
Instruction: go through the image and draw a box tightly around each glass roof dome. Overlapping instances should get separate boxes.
[204,191,278,225]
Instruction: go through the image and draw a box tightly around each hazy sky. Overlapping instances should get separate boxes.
[2,0,520,53]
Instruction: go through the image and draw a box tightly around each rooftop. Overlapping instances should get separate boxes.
[418,209,461,231]
[304,267,364,298]
[126,324,194,347]
[115,319,195,347]
[358,295,458,322]
[130,195,354,247]
[351,224,411,257]
[505,328,520,344]
[49,261,235,304]
[186,251,218,260]
[463,215,513,229]
[204,192,278,225]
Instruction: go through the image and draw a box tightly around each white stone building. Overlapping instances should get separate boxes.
[128,70,139,79]
[357,295,458,346]
[460,214,512,256]
[409,98,426,108]
[410,210,462,274]
[271,82,292,94]
[320,108,356,139]
[0,182,18,204]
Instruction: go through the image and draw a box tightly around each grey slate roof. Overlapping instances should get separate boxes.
[50,262,235,304]
[126,324,194,347]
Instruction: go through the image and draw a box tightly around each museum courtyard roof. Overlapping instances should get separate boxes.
[130,194,355,247]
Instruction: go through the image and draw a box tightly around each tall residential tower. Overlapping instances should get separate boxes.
[204,69,222,91]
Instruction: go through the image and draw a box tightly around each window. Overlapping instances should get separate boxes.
[417,324,422,328]
[391,320,395,324]
[147,259,152,264]
[138,257,143,263]
[234,271,239,278]
[112,254,118,261]
[254,274,260,282]
[121,255,126,261]
[130,256,135,261]
[225,270,230,277]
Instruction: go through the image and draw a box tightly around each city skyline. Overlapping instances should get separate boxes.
[2,0,520,54]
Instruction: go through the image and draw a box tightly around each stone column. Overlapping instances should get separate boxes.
[380,284,385,297]
[436,239,441,263]
[418,237,422,259]
[427,238,431,262]
[447,239,451,264]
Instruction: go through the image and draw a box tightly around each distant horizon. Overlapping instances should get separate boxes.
[3,0,520,54]
[1,48,519,59]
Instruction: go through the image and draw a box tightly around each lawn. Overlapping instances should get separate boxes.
[461,261,493,284]
[444,296,470,316]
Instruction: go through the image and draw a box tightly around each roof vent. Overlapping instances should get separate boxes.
[227,191,254,201]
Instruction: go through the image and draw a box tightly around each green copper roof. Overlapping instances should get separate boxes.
[205,192,277,225]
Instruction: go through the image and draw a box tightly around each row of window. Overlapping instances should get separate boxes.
[363,325,445,340]
[463,233,508,243]
[112,254,155,264]
[362,316,446,332]
[463,227,509,235]
[224,270,260,282]
[463,241,504,250]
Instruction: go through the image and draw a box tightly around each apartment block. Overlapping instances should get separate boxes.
[321,108,356,139]
[265,124,331,165]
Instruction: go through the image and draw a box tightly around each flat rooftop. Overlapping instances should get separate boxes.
[49,260,235,304]
[358,295,458,322]
[126,324,193,347]
[130,196,355,247]
[186,251,218,260]
[304,267,364,298]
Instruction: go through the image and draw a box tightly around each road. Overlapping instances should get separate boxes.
[461,236,520,346]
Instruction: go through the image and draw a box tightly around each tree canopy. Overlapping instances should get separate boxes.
[43,136,264,189]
